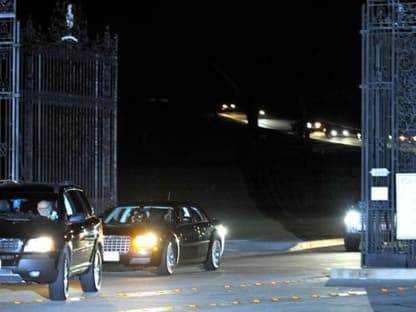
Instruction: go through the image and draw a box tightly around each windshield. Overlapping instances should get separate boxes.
[104,205,173,225]
[0,197,59,221]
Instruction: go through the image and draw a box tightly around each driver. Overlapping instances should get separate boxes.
[129,209,145,223]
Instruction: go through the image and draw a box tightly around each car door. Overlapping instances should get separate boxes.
[64,189,100,271]
[189,206,211,260]
[175,205,199,262]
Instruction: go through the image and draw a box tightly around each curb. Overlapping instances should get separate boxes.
[331,267,416,280]
[225,238,344,254]
[289,238,344,252]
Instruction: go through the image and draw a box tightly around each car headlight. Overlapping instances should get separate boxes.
[132,233,158,249]
[344,210,361,229]
[24,236,56,253]
[216,224,228,237]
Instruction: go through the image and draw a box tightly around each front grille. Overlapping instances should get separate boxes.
[103,235,131,255]
[0,238,23,253]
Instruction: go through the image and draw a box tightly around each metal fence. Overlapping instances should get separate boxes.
[361,0,416,267]
[0,0,19,183]
[0,1,118,214]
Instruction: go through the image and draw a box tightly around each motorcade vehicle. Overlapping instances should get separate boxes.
[0,181,103,300]
[343,207,362,251]
[102,201,227,275]
[290,119,324,139]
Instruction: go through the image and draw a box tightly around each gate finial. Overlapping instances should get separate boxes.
[66,3,74,29]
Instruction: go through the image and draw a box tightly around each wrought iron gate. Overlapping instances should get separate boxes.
[0,0,19,182]
[362,0,416,267]
[0,1,118,213]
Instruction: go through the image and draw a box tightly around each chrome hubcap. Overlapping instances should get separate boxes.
[212,240,221,267]
[166,242,175,273]
[94,251,102,289]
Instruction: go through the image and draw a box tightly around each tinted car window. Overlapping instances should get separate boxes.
[63,194,75,216]
[180,206,193,223]
[190,206,207,222]
[66,190,92,216]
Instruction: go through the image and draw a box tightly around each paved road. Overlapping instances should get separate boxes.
[218,112,362,147]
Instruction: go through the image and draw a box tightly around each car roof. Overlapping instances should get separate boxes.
[0,181,81,195]
[115,201,201,208]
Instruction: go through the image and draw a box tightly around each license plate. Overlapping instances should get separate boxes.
[103,251,120,262]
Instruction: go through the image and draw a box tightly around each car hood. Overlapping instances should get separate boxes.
[0,215,63,239]
[103,223,170,236]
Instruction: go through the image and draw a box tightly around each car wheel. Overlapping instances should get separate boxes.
[344,234,360,252]
[49,250,70,301]
[80,247,103,292]
[157,240,176,275]
[205,238,222,271]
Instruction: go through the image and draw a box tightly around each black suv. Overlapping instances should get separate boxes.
[0,181,103,300]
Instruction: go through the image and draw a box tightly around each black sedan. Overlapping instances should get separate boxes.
[102,201,227,275]
[0,181,104,301]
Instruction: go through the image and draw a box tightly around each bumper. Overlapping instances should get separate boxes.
[120,248,162,266]
[0,254,58,284]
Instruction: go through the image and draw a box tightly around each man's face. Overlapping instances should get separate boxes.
[38,202,51,217]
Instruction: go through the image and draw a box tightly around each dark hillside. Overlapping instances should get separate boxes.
[118,110,360,239]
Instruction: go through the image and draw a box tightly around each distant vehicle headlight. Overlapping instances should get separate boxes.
[314,121,322,129]
[330,129,338,137]
[132,233,158,249]
[344,210,361,230]
[342,129,349,136]
[24,236,55,253]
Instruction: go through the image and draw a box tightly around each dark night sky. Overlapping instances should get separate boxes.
[17,0,364,126]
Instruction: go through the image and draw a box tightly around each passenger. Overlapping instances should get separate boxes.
[37,200,58,220]
[162,210,172,223]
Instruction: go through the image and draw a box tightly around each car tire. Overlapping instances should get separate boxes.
[157,240,176,275]
[49,250,70,301]
[205,238,222,271]
[80,247,103,292]
[344,235,360,252]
